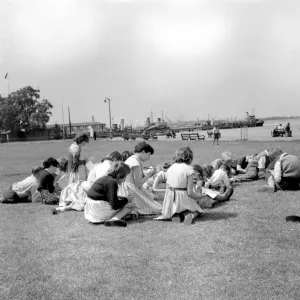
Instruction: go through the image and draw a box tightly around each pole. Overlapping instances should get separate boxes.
[61,98,65,139]
[68,107,72,135]
[5,73,9,96]
[108,100,112,139]
[104,97,113,139]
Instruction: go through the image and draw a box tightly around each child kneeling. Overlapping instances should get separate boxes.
[154,147,204,225]
[84,162,135,227]
[1,166,44,204]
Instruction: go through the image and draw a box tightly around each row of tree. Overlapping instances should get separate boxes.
[0,86,53,134]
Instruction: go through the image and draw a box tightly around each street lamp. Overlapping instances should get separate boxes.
[104,97,112,139]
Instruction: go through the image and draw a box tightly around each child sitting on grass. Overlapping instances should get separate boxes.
[143,162,171,191]
[84,162,135,227]
[154,147,204,225]
[1,166,44,204]
[36,157,60,205]
[230,156,258,183]
[194,164,234,208]
[204,163,230,192]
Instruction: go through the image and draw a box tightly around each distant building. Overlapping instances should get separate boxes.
[47,121,106,136]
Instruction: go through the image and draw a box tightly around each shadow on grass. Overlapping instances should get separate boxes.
[2,173,29,177]
[128,214,163,224]
[197,211,238,222]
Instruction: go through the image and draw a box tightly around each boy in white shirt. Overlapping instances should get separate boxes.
[1,166,44,203]
[206,163,230,189]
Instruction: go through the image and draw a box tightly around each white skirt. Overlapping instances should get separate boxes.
[118,182,162,215]
[154,189,203,220]
[59,181,93,211]
[84,198,119,223]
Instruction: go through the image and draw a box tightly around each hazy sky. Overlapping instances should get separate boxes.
[1,0,300,126]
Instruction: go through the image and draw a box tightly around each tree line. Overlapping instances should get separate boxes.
[0,86,53,134]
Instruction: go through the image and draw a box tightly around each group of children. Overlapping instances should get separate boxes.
[2,132,300,226]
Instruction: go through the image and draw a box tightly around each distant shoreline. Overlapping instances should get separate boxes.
[262,116,300,120]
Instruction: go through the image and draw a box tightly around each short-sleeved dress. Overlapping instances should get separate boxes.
[118,155,162,215]
[68,143,86,184]
[154,163,203,220]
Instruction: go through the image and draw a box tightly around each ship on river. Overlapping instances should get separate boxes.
[141,111,264,133]
[198,112,264,131]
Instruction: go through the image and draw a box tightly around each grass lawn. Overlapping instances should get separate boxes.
[1,139,300,300]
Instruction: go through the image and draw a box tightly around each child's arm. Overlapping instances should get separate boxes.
[187,175,205,201]
[152,172,166,192]
[132,166,156,188]
[106,180,128,210]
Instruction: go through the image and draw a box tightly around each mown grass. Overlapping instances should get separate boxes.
[1,140,300,300]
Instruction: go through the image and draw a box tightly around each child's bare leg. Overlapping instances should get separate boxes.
[214,186,234,202]
[109,206,134,221]
[183,210,200,225]
[104,206,135,227]
[53,204,73,214]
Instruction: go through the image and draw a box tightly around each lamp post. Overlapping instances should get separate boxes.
[104,97,112,139]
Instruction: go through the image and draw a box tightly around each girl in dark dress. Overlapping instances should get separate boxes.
[36,157,60,204]
[84,162,135,227]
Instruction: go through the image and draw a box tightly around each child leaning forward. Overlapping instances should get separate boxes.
[1,166,44,204]
[84,162,135,227]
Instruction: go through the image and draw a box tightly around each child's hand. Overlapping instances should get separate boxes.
[204,182,210,188]
[148,167,157,177]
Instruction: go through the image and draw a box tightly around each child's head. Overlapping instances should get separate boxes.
[103,151,122,162]
[74,133,89,146]
[107,162,131,184]
[193,164,203,181]
[134,142,154,154]
[173,146,193,165]
[162,162,172,172]
[134,142,154,162]
[121,150,133,162]
[31,166,44,179]
[56,157,68,173]
[43,157,59,169]
[202,164,214,179]
[220,163,230,174]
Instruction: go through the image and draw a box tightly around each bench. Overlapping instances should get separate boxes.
[181,133,205,141]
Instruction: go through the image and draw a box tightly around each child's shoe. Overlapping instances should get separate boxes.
[104,219,127,227]
[171,212,185,223]
[224,186,234,201]
[183,213,194,225]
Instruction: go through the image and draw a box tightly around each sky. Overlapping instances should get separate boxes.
[1,0,300,127]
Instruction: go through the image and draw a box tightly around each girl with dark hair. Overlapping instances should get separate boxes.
[121,150,133,162]
[154,146,203,225]
[84,162,135,227]
[53,152,123,214]
[118,142,162,215]
[36,157,60,204]
[68,133,89,184]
